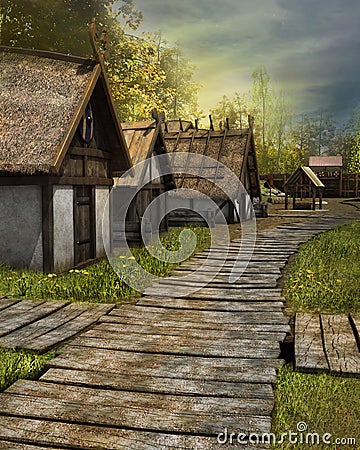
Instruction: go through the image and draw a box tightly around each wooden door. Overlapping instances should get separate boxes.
[74,186,95,265]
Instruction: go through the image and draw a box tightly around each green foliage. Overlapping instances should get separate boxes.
[285,221,360,313]
[0,348,54,392]
[210,93,248,129]
[273,365,360,449]
[0,0,142,54]
[345,134,360,173]
[107,28,200,122]
[0,227,211,303]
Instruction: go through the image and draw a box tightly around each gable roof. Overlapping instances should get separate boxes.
[117,120,175,188]
[285,166,325,188]
[0,46,131,175]
[163,124,261,201]
[309,155,343,168]
[122,120,162,165]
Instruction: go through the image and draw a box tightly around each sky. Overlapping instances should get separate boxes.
[119,0,360,124]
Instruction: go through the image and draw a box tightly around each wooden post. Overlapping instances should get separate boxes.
[292,192,296,209]
[339,169,343,197]
[209,115,214,131]
[285,189,289,210]
[312,188,316,211]
[319,189,323,209]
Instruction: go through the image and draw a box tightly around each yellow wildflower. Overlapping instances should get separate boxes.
[336,279,342,283]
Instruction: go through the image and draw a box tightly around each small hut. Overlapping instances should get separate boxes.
[112,120,175,243]
[163,116,261,224]
[309,155,343,197]
[284,166,324,210]
[0,46,131,271]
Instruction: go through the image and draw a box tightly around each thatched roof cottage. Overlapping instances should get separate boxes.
[112,120,175,244]
[0,46,131,271]
[163,117,261,224]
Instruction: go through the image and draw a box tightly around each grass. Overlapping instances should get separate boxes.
[272,365,360,449]
[273,221,360,449]
[284,221,360,313]
[0,226,211,304]
[0,348,54,392]
[0,226,210,392]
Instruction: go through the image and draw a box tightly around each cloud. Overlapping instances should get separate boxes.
[126,0,360,121]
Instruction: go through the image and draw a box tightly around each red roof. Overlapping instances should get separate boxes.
[309,156,343,167]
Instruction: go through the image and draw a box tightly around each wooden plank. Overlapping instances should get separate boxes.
[0,303,89,347]
[0,301,66,338]
[321,314,360,374]
[0,303,114,351]
[295,313,328,372]
[143,286,285,300]
[0,298,21,312]
[6,380,274,418]
[154,279,277,290]
[67,332,281,358]
[49,348,282,383]
[0,442,64,450]
[193,254,288,262]
[176,265,281,274]
[40,367,275,399]
[350,314,360,346]
[0,300,45,322]
[108,305,289,325]
[24,304,115,352]
[96,322,288,340]
[0,416,240,449]
[179,260,284,269]
[100,314,290,333]
[137,297,284,312]
[0,392,272,435]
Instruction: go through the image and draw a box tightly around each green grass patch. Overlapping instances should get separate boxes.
[0,226,211,303]
[272,365,360,449]
[0,348,54,392]
[284,221,360,313]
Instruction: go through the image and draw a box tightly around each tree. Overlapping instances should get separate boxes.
[209,93,248,129]
[0,0,142,55]
[251,66,271,163]
[1,0,200,122]
[346,135,360,173]
[106,27,200,122]
[157,41,201,121]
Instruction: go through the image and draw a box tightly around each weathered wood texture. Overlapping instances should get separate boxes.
[295,313,360,374]
[0,300,114,352]
[0,215,357,448]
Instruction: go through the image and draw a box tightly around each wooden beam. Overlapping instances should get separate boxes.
[42,184,54,273]
[51,65,102,174]
[69,147,112,160]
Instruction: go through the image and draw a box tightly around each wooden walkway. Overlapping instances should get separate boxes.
[295,313,360,375]
[0,300,114,352]
[0,215,357,449]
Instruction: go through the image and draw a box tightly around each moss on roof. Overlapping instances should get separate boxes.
[0,49,95,175]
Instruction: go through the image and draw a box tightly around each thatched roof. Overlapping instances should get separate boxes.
[0,47,100,175]
[163,125,261,202]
